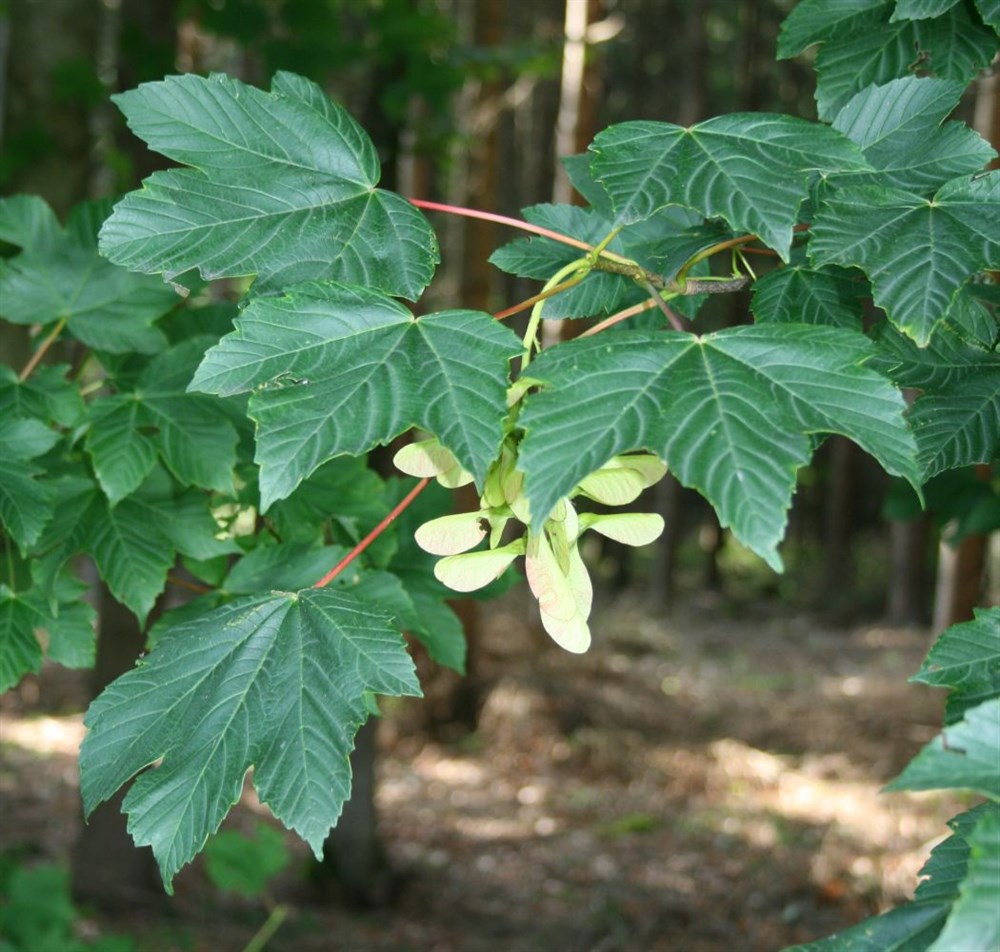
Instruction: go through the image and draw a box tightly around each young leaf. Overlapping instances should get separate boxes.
[190,282,521,509]
[99,71,438,300]
[0,196,175,354]
[810,173,1000,345]
[79,587,421,891]
[832,77,996,192]
[589,115,870,259]
[519,325,917,571]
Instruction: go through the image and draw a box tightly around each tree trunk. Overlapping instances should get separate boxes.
[319,718,393,906]
[71,585,162,908]
[3,0,101,213]
[886,516,930,626]
[821,436,855,622]
[649,473,683,612]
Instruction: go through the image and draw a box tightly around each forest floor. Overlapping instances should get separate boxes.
[0,586,966,952]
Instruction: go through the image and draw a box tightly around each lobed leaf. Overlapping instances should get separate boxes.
[80,587,421,890]
[810,173,1000,345]
[870,320,1000,477]
[0,196,176,354]
[832,77,996,193]
[929,809,1000,952]
[914,607,1000,724]
[190,281,520,510]
[589,115,870,259]
[99,72,438,300]
[810,4,999,120]
[519,325,917,571]
[85,339,239,503]
[886,698,1000,799]
[777,0,893,59]
[750,265,865,330]
[0,419,59,551]
[489,201,711,320]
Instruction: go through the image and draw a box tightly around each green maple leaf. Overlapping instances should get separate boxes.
[0,587,43,693]
[588,115,870,259]
[0,365,85,429]
[0,418,59,551]
[0,196,176,354]
[779,0,997,120]
[810,172,1000,345]
[914,608,1000,725]
[42,471,236,624]
[832,77,996,192]
[871,321,1000,477]
[930,809,1000,952]
[0,573,96,692]
[99,71,438,300]
[750,264,865,330]
[777,0,893,59]
[190,281,521,510]
[518,325,917,570]
[887,698,1000,799]
[79,587,421,890]
[787,804,998,952]
[975,0,1000,30]
[893,0,964,19]
[85,338,239,503]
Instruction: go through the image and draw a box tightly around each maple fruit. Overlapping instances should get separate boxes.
[1,1,998,946]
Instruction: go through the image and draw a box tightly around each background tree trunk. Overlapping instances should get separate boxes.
[71,584,161,908]
[2,0,101,213]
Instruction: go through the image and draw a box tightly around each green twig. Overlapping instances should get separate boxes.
[520,258,591,368]
[241,904,289,952]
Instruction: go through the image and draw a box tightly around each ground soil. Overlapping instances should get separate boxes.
[0,588,964,952]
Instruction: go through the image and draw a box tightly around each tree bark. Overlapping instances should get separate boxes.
[886,516,930,626]
[821,436,855,622]
[71,585,161,908]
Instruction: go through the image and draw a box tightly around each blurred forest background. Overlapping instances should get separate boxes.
[1,1,998,949]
